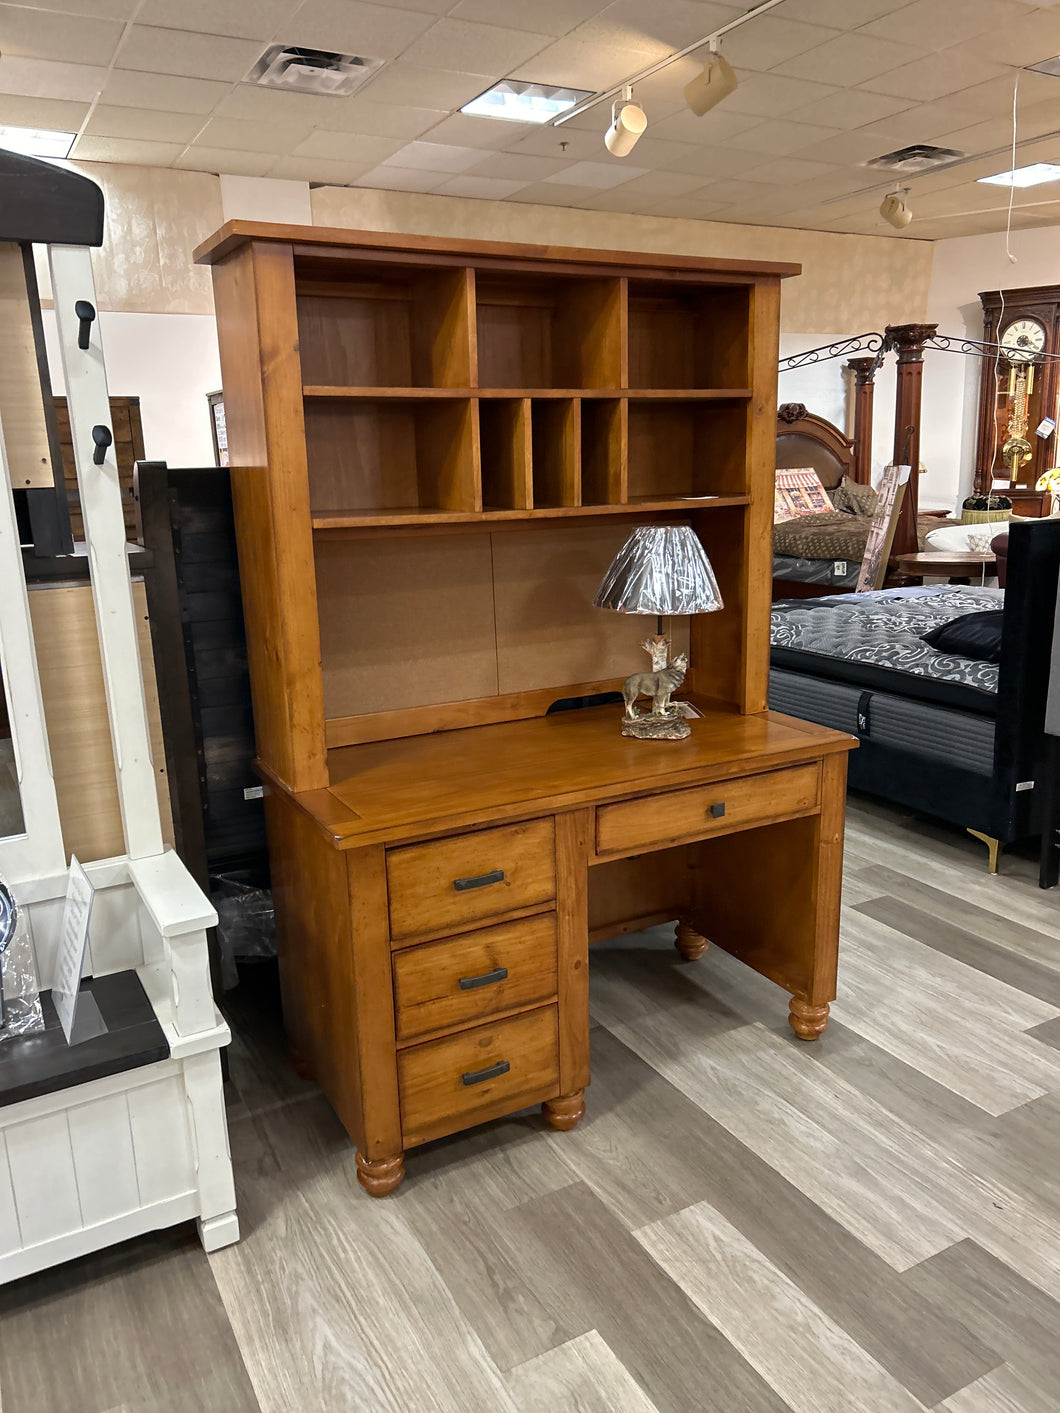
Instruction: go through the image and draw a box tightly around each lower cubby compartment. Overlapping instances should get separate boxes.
[480,398,532,510]
[627,400,746,501]
[581,399,626,505]
[532,399,580,508]
[304,396,479,515]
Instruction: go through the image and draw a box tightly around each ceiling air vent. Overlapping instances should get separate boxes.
[247,45,383,97]
[866,143,963,173]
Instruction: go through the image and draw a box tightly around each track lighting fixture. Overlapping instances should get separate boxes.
[879,187,912,229]
[684,43,738,117]
[604,85,647,157]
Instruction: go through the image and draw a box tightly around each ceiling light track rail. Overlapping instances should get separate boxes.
[551,0,787,127]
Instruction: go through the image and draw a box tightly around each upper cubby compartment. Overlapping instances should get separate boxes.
[296,259,474,390]
[475,273,623,390]
[627,281,750,390]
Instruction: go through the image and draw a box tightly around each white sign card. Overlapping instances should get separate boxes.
[856,465,910,593]
[52,856,106,1044]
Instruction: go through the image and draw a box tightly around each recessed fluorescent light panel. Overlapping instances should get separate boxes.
[978,163,1060,188]
[0,126,75,159]
[462,80,593,124]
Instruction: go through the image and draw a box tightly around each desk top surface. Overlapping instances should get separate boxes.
[284,703,854,849]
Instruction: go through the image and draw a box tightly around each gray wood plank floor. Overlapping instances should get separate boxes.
[2,795,1059,1412]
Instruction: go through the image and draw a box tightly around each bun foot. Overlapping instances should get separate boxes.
[789,997,829,1041]
[288,1043,315,1082]
[675,921,709,962]
[543,1091,586,1131]
[356,1151,405,1197]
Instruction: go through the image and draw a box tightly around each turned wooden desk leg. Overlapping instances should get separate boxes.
[789,997,830,1041]
[543,1091,586,1130]
[675,920,709,962]
[356,1151,405,1197]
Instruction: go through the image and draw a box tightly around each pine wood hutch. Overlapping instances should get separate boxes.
[196,221,855,1195]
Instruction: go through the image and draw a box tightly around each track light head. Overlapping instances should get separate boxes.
[879,188,912,229]
[604,88,647,157]
[684,51,738,117]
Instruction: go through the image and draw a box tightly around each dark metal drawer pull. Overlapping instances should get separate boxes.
[459,967,509,990]
[709,802,726,818]
[462,1059,510,1086]
[454,869,505,891]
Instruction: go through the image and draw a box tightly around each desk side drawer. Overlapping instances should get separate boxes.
[393,914,558,1043]
[387,818,555,941]
[399,1006,559,1148]
[596,764,820,856]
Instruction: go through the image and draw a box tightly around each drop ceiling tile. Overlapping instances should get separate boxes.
[382,139,486,172]
[353,163,449,191]
[469,150,571,181]
[29,0,135,14]
[774,33,928,86]
[71,134,184,163]
[271,153,389,181]
[381,0,453,12]
[213,84,342,123]
[0,94,89,128]
[721,73,843,119]
[174,144,275,176]
[0,55,109,101]
[688,177,774,203]
[400,19,553,73]
[792,129,901,166]
[115,26,263,81]
[543,159,648,188]
[0,6,123,66]
[942,68,1058,114]
[717,17,845,72]
[643,105,762,145]
[417,112,527,150]
[136,0,299,41]
[778,0,917,27]
[611,168,712,198]
[294,130,405,163]
[435,173,530,198]
[509,181,603,206]
[575,187,657,214]
[646,195,732,220]
[962,6,1060,65]
[855,97,992,145]
[509,36,664,90]
[568,0,736,56]
[278,0,437,59]
[863,0,1031,51]
[616,135,704,167]
[450,0,605,37]
[739,156,840,185]
[196,115,314,153]
[510,122,602,160]
[726,119,843,157]
[666,144,770,179]
[84,105,207,142]
[861,50,1010,102]
[935,115,1021,153]
[619,55,702,121]
[357,64,491,110]
[311,98,447,139]
[784,88,915,130]
[101,69,231,112]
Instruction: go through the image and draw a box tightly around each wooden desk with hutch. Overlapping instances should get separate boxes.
[196,222,855,1196]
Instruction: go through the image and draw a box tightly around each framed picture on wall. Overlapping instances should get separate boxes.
[208,391,228,467]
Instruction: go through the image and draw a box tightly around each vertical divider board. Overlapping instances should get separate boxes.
[481,397,532,510]
[531,399,580,508]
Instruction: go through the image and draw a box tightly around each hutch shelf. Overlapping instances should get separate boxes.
[197,222,853,1196]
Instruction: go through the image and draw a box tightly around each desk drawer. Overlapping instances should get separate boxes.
[596,764,820,856]
[399,1005,559,1147]
[393,914,558,1043]
[387,818,555,941]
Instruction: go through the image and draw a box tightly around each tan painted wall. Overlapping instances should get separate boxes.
[311,186,934,336]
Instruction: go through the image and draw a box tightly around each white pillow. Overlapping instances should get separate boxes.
[924,520,1010,553]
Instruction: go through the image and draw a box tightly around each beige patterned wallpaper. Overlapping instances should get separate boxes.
[311,186,934,335]
[38,163,933,333]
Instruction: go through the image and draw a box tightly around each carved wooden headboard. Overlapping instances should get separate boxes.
[776,403,855,491]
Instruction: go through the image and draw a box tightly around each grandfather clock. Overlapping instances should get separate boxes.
[975,284,1060,510]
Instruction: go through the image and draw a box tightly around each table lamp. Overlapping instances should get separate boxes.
[593,525,723,740]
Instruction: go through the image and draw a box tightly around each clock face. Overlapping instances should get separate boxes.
[1000,316,1047,362]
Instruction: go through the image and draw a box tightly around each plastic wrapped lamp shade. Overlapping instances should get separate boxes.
[593,526,723,615]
